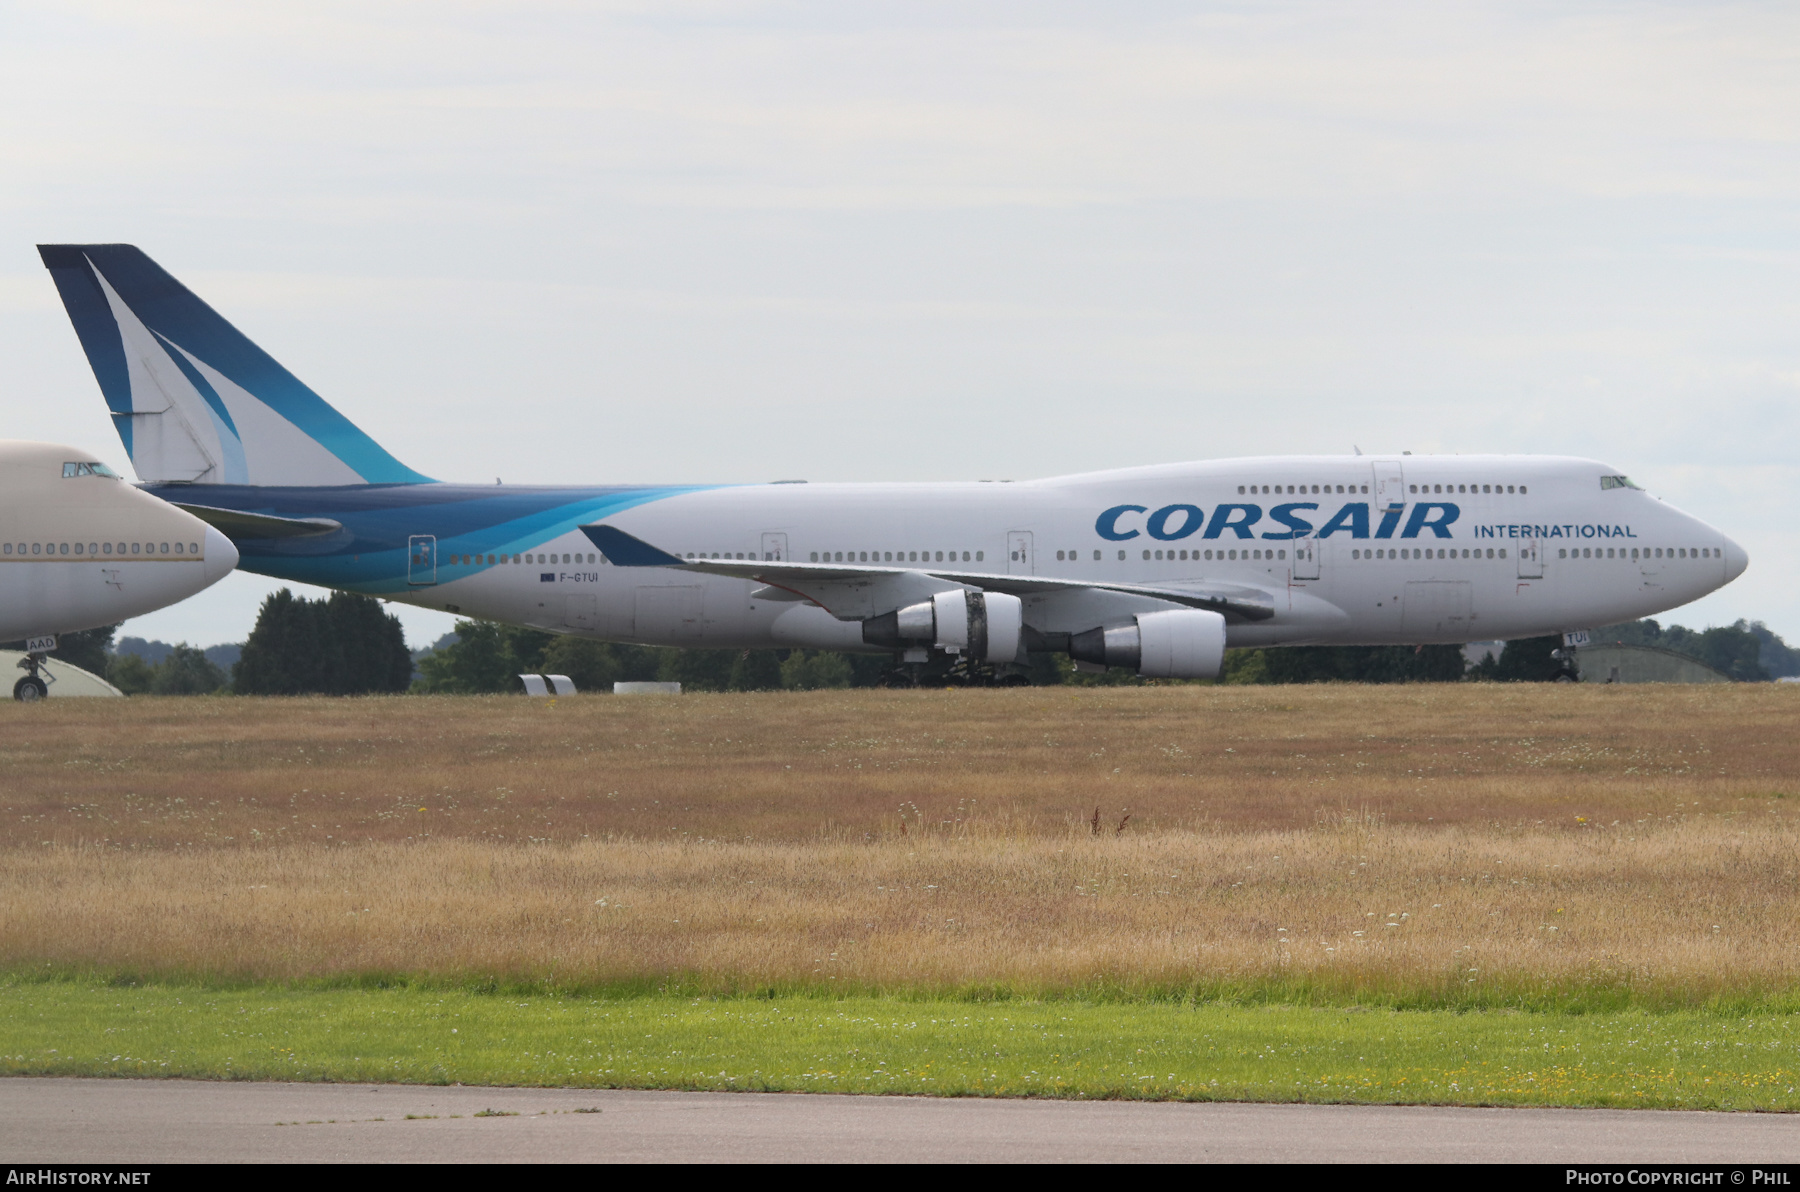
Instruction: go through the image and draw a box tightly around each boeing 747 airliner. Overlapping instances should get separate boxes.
[38,244,1748,683]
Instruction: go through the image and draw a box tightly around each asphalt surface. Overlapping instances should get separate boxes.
[3,1078,1799,1163]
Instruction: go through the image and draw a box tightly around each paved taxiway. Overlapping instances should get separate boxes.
[3,1078,1799,1163]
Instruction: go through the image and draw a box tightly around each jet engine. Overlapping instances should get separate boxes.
[862,589,1023,663]
[1068,608,1227,679]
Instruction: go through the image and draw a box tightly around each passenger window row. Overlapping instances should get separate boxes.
[447,553,598,566]
[1355,547,1503,560]
[3,541,196,557]
[1410,484,1525,494]
[1239,484,1368,495]
[1144,547,1285,562]
[1560,547,1716,560]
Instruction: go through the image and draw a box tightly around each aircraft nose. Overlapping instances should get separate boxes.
[1723,536,1749,583]
[203,524,239,586]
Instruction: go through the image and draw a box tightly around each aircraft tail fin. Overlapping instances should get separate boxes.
[37,244,432,486]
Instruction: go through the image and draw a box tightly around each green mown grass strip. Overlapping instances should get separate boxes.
[3,979,1798,1110]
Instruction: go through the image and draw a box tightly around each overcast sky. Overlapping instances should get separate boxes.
[2,1,1797,650]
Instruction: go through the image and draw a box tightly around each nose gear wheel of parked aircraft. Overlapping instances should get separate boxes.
[14,653,50,702]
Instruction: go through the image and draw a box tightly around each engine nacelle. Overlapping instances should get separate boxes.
[1068,609,1226,679]
[862,589,1023,663]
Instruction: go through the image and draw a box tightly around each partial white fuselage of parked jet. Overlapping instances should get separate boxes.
[0,440,239,646]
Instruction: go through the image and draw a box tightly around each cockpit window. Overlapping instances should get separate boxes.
[1599,475,1639,491]
[62,462,119,479]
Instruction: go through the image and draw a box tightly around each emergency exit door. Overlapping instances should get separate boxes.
[1517,536,1543,579]
[408,535,437,586]
[1371,461,1408,513]
[1292,538,1320,580]
[1007,531,1034,575]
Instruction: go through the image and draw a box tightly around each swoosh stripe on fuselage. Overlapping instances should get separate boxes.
[144,482,717,593]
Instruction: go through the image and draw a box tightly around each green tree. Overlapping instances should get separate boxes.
[416,621,515,693]
[1681,625,1767,682]
[655,648,738,692]
[414,621,561,693]
[232,589,318,694]
[150,644,226,694]
[321,591,415,693]
[1019,651,1066,686]
[728,649,784,691]
[534,638,664,691]
[780,649,855,690]
[1741,620,1800,679]
[235,589,413,694]
[106,652,156,695]
[1224,644,1467,684]
[1059,654,1152,685]
[539,637,616,691]
[1588,618,1771,682]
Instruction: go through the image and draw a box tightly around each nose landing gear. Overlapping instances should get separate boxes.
[1548,646,1581,683]
[13,652,51,701]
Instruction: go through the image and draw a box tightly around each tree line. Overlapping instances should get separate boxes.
[1,589,413,695]
[7,594,1795,694]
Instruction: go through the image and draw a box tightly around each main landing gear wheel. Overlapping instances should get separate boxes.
[13,676,48,702]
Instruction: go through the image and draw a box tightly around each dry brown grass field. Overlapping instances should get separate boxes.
[4,684,1800,1002]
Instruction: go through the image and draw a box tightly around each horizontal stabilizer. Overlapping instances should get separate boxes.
[173,504,343,541]
[580,524,687,567]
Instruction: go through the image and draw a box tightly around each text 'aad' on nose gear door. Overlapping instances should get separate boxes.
[408,535,437,586]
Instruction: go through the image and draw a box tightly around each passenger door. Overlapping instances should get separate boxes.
[1516,536,1543,579]
[760,532,789,562]
[407,535,437,586]
[1291,537,1320,581]
[1370,461,1408,516]
[1007,531,1034,575]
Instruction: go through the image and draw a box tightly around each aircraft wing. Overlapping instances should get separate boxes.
[581,524,1275,623]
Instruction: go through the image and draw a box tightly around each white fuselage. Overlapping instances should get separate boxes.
[390,454,1747,651]
[0,441,239,641]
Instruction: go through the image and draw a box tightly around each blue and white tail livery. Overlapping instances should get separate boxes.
[38,245,430,487]
[39,244,1751,682]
